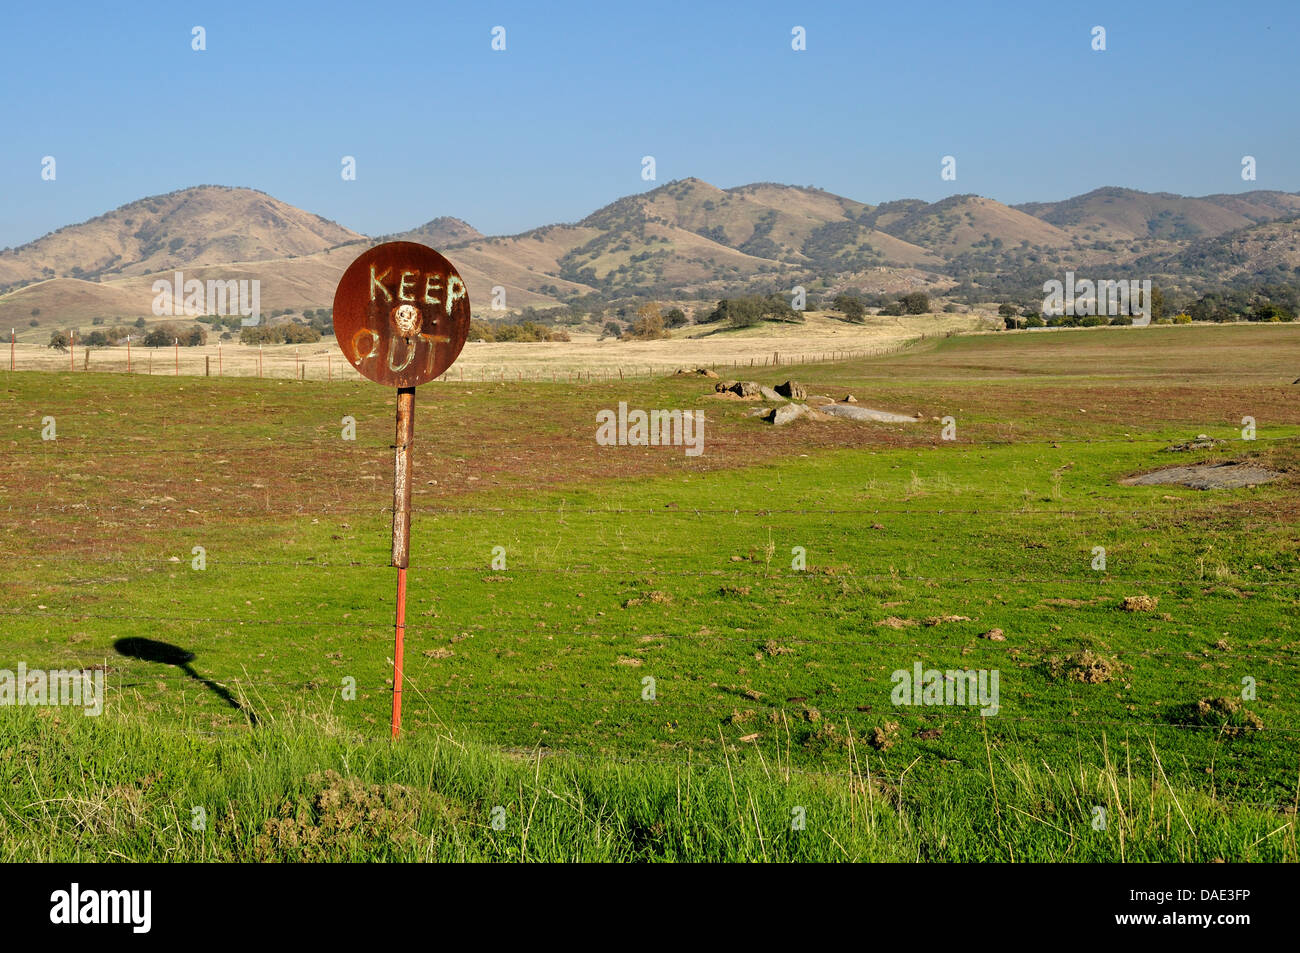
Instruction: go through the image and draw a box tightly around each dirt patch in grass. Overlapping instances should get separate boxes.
[1046,650,1129,684]
[869,721,901,750]
[1170,696,1265,737]
[622,590,672,608]
[1120,461,1282,490]
[877,616,917,629]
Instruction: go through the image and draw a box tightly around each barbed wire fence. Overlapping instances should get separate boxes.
[3,564,1297,805]
[4,620,1292,814]
[2,391,1297,814]
[2,340,913,383]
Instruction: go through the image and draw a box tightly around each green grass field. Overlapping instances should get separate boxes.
[2,323,1298,861]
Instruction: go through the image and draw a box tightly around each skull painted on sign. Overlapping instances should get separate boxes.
[392,304,422,336]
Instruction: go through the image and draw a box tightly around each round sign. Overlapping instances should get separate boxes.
[332,241,472,387]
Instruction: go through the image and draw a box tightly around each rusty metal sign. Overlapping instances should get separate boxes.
[330,240,472,739]
[332,241,471,387]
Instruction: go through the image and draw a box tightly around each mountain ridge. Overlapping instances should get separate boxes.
[3,179,1298,329]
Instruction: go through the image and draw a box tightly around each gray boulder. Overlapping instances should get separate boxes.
[766,403,809,426]
[820,404,920,424]
[775,380,807,400]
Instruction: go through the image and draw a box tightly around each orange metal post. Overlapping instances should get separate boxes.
[391,567,407,739]
[390,386,416,738]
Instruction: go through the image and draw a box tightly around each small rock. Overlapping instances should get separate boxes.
[980,628,1006,641]
[1162,435,1226,452]
[843,394,858,403]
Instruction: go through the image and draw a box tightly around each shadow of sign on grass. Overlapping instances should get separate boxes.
[113,637,257,726]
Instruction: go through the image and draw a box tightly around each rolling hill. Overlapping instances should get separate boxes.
[3,179,1298,333]
[866,194,1075,254]
[0,185,362,293]
[1158,217,1300,285]
[1015,186,1300,242]
[389,216,485,248]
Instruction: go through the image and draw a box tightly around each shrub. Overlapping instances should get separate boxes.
[899,292,930,314]
[144,324,208,346]
[240,324,278,345]
[281,324,321,344]
[833,294,866,322]
[627,303,670,340]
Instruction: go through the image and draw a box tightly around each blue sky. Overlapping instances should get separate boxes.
[2,0,1297,248]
